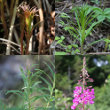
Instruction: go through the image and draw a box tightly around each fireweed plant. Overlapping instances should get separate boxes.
[55,4,108,54]
[6,62,55,110]
[71,57,95,110]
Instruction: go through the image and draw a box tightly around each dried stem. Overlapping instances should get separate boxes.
[6,0,19,55]
[45,0,52,13]
[20,19,25,55]
[38,1,44,54]
[33,0,44,54]
[0,38,20,47]
[5,0,20,45]
[9,0,15,22]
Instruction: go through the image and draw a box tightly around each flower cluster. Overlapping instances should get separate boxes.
[71,86,95,110]
[18,2,38,17]
[18,2,39,32]
[71,57,95,110]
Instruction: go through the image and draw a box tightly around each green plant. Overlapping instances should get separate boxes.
[90,0,100,5]
[70,5,101,53]
[55,36,80,55]
[95,7,110,22]
[57,4,104,54]
[6,62,55,110]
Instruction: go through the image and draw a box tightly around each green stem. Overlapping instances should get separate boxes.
[46,74,55,108]
[81,43,84,54]
[27,71,31,110]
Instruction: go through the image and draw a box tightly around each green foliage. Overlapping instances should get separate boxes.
[6,63,55,110]
[95,7,110,22]
[90,0,100,5]
[55,89,72,110]
[55,36,80,55]
[56,4,105,54]
[92,75,110,110]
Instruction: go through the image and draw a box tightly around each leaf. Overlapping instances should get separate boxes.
[39,76,52,91]
[55,36,60,40]
[106,15,110,20]
[55,52,67,55]
[104,39,110,43]
[6,90,23,98]
[97,15,105,22]
[60,13,70,18]
[74,49,80,53]
[32,81,41,88]
[56,40,63,44]
[43,61,55,81]
[61,36,65,40]
[104,8,110,14]
[86,21,100,38]
[85,38,105,52]
[67,45,72,49]
[31,95,49,103]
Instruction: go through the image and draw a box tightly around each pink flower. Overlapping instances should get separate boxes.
[71,86,95,110]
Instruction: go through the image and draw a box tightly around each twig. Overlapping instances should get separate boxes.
[0,38,20,47]
[6,0,19,55]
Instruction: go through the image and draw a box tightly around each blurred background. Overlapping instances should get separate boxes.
[0,55,54,109]
[55,55,110,110]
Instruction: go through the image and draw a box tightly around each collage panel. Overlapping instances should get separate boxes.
[0,0,55,55]
[0,55,55,110]
[55,55,110,110]
[55,0,110,55]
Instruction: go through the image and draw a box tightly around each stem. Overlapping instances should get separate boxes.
[34,0,44,54]
[6,0,19,55]
[46,74,55,108]
[9,0,14,23]
[104,35,110,52]
[26,36,30,55]
[20,20,25,55]
[38,1,44,54]
[27,72,31,110]
[81,43,84,54]
[82,57,86,110]
[104,41,108,52]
